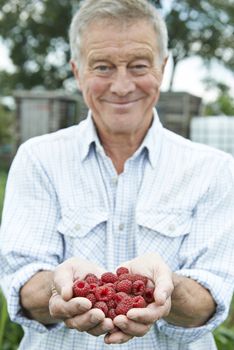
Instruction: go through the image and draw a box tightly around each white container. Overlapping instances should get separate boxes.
[190,116,234,156]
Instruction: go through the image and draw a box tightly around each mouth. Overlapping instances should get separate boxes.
[102,97,142,106]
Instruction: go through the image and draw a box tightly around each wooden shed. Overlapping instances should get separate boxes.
[157,92,202,138]
[14,90,86,146]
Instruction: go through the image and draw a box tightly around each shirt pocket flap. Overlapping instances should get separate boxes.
[136,209,192,237]
[57,207,108,238]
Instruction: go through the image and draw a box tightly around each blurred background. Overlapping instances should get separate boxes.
[0,0,233,349]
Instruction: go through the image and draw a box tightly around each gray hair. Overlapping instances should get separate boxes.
[69,0,168,66]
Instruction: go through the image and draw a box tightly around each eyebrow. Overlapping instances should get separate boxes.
[88,49,154,66]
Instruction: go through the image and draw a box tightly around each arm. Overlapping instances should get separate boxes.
[165,273,216,327]
[20,271,56,325]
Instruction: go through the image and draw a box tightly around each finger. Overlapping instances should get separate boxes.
[127,299,171,323]
[87,318,115,336]
[53,262,74,301]
[113,315,151,337]
[104,330,134,345]
[64,308,105,332]
[154,276,174,306]
[49,294,91,320]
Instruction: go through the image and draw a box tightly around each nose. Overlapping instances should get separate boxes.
[110,67,135,96]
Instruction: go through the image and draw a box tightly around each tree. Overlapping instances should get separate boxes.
[203,80,234,116]
[166,0,234,89]
[0,0,233,92]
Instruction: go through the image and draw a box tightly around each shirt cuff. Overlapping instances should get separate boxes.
[5,262,64,333]
[156,268,233,343]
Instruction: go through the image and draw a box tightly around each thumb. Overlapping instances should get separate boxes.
[53,265,74,301]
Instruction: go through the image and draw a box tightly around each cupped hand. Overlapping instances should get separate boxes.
[49,257,115,336]
[105,252,174,344]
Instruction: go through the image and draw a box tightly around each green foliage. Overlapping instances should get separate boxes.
[0,170,7,218]
[203,80,234,116]
[0,105,14,145]
[0,291,23,350]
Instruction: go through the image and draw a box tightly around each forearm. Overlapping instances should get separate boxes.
[20,270,58,325]
[164,273,216,327]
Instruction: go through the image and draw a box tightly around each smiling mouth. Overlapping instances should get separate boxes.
[103,98,142,105]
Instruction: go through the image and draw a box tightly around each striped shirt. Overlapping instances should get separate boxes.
[0,109,234,350]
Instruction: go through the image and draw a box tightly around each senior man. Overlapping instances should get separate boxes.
[0,0,234,349]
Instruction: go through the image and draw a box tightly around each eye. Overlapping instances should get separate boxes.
[129,62,149,75]
[94,64,113,74]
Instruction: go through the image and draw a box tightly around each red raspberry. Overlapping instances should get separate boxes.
[132,280,145,296]
[131,274,148,285]
[116,266,129,276]
[95,285,115,301]
[118,273,134,282]
[144,287,155,303]
[132,295,147,308]
[73,280,90,297]
[101,272,118,284]
[86,293,96,306]
[106,298,116,309]
[84,273,99,284]
[113,292,128,303]
[94,301,108,316]
[116,279,132,294]
[108,308,117,320]
[89,283,98,291]
[115,297,134,315]
[105,283,116,290]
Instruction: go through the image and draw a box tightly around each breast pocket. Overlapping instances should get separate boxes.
[57,206,108,263]
[136,208,193,270]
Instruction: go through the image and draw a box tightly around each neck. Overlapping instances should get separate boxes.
[99,132,145,174]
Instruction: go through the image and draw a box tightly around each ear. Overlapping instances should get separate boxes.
[161,56,168,74]
[70,59,82,91]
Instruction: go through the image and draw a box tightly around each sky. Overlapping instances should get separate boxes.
[0,39,233,103]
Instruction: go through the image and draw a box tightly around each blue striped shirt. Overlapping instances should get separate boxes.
[0,109,234,350]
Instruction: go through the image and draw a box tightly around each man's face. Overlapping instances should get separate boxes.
[72,20,166,137]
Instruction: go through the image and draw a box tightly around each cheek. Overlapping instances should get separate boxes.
[138,73,162,93]
[83,77,108,99]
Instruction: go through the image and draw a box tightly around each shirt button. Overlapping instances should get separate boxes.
[168,224,175,232]
[112,177,118,185]
[119,223,125,231]
[75,224,81,231]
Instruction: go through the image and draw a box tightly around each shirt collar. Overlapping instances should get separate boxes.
[80,108,163,168]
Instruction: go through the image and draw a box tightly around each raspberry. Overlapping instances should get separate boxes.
[131,274,148,285]
[108,308,117,320]
[94,301,108,316]
[106,298,116,309]
[118,273,134,282]
[132,295,147,308]
[115,297,133,315]
[144,287,155,303]
[116,279,132,294]
[101,272,118,284]
[132,280,145,296]
[89,283,98,291]
[113,292,128,303]
[73,280,90,297]
[86,293,96,306]
[116,266,129,276]
[84,273,99,284]
[95,285,115,301]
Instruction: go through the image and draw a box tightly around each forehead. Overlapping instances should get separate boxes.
[80,19,159,62]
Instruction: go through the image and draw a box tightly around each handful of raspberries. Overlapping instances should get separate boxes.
[72,266,154,319]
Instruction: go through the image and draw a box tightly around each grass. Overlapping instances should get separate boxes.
[0,169,234,348]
